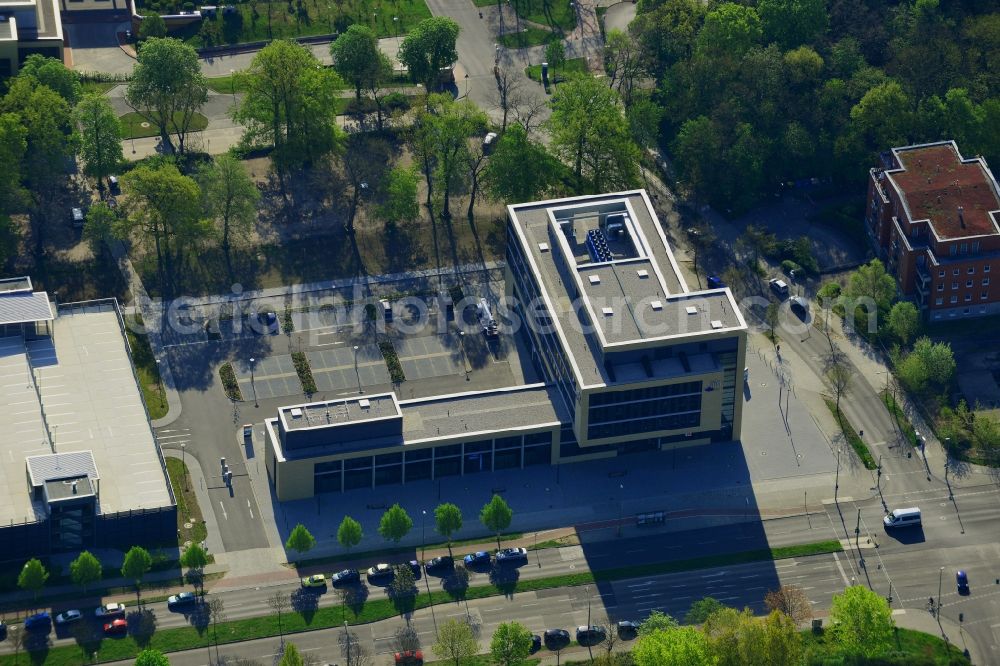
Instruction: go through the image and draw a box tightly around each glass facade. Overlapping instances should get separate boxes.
[587,382,702,440]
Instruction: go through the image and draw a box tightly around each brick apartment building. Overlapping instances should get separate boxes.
[866,140,1000,320]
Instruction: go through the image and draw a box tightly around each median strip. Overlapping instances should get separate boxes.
[0,540,842,666]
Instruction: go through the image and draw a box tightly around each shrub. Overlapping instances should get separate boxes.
[378,338,405,384]
[384,92,410,112]
[781,259,803,276]
[282,308,294,333]
[219,363,242,401]
[291,352,317,395]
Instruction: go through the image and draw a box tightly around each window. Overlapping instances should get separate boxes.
[985,265,991,273]
[982,291,989,300]
[951,295,958,304]
[968,267,975,274]
[953,269,960,276]
[965,293,972,302]
[961,243,968,254]
[951,246,958,256]
[937,283,944,292]
[952,282,958,290]
[935,297,943,305]
[983,278,991,286]
[963,308,971,315]
[973,241,980,252]
[938,270,945,278]
[967,280,973,288]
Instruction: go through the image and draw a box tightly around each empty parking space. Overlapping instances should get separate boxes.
[395,335,465,380]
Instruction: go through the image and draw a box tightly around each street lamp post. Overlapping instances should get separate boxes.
[249,357,258,408]
[343,620,350,664]
[155,358,165,411]
[181,441,188,490]
[421,509,427,561]
[353,345,362,393]
[459,331,469,380]
[938,566,944,616]
[393,15,398,39]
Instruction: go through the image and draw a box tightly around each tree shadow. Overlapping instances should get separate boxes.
[127,608,157,648]
[291,588,321,625]
[443,564,471,600]
[24,633,51,665]
[70,622,102,664]
[488,565,520,599]
[336,583,370,619]
[186,600,211,635]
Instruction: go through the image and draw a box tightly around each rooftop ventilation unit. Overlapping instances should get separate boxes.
[359,398,371,409]
[589,275,601,285]
[685,306,698,315]
[711,320,723,329]
[538,242,550,252]
[636,269,648,278]
[602,307,614,316]
[290,408,303,418]
[651,301,663,310]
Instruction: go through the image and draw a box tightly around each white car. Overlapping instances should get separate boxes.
[495,547,528,563]
[769,278,789,296]
[94,602,126,618]
[55,610,82,624]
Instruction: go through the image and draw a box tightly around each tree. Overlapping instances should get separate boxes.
[69,551,102,594]
[545,41,566,79]
[482,124,561,204]
[197,152,259,271]
[0,112,27,215]
[695,3,762,58]
[126,38,208,154]
[764,586,812,624]
[423,95,486,219]
[75,93,123,193]
[208,596,227,661]
[119,162,211,296]
[135,648,171,666]
[480,494,513,549]
[849,82,912,156]
[703,607,801,666]
[337,516,363,550]
[433,618,479,666]
[121,546,153,604]
[490,621,533,666]
[829,585,894,658]
[234,40,345,179]
[639,610,678,635]
[604,29,645,107]
[16,54,81,105]
[389,564,417,600]
[757,0,828,49]
[684,597,727,625]
[826,351,852,413]
[286,523,317,555]
[331,25,385,101]
[765,302,780,345]
[673,116,723,201]
[380,166,420,223]
[398,17,460,90]
[279,642,304,666]
[341,134,392,233]
[898,337,956,393]
[378,504,413,543]
[180,542,209,590]
[633,625,713,666]
[627,94,664,149]
[267,590,291,642]
[846,259,897,315]
[18,558,48,601]
[547,76,640,193]
[434,503,463,558]
[139,14,168,41]
[7,624,25,665]
[886,301,920,346]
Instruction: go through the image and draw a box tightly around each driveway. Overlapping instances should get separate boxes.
[603,1,636,34]
[65,21,135,75]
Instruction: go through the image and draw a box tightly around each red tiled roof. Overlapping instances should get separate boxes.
[889,143,1000,240]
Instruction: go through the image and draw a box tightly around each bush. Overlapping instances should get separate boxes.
[282,308,294,333]
[781,259,803,276]
[219,363,242,401]
[379,338,405,384]
[384,92,410,112]
[291,352,317,395]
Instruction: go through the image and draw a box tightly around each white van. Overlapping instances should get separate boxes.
[883,507,921,529]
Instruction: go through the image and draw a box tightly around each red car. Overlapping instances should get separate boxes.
[103,618,128,636]
[394,651,423,665]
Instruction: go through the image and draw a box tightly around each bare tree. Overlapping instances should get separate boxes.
[339,628,374,666]
[466,143,488,222]
[391,625,421,653]
[597,616,621,658]
[512,97,548,135]
[8,624,26,664]
[766,302,780,346]
[826,350,853,413]
[764,585,813,624]
[490,65,522,131]
[267,591,290,643]
[686,222,715,286]
[208,596,227,662]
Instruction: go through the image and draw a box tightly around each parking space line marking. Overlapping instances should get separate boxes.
[247,499,254,520]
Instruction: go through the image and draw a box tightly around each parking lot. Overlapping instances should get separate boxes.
[395,334,466,380]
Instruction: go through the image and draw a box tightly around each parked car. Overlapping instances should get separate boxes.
[706,275,726,289]
[407,560,422,578]
[253,310,279,334]
[544,628,571,648]
[95,603,126,619]
[495,547,528,563]
[167,592,199,608]
[957,570,970,595]
[531,634,542,653]
[394,650,423,665]
[301,574,327,588]
[330,568,360,586]
[24,612,52,632]
[54,610,83,625]
[108,175,121,195]
[617,620,639,639]
[103,618,128,636]
[769,278,789,297]
[576,625,606,645]
[367,563,394,584]
[483,132,498,151]
[0,620,6,640]
[463,551,491,567]
[424,556,454,574]
[71,207,85,229]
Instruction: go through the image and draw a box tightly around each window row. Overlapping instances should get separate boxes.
[589,381,701,406]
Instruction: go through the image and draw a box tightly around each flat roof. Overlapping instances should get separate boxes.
[25,306,173,514]
[0,288,53,325]
[888,142,1000,240]
[280,394,400,432]
[0,277,33,293]
[26,450,99,487]
[45,475,96,502]
[269,384,565,461]
[508,191,747,386]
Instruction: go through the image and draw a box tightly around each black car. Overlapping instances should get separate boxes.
[407,560,422,578]
[617,620,639,639]
[424,556,454,574]
[576,625,606,646]
[544,628,571,649]
[367,563,394,584]
[530,634,542,653]
[463,551,491,568]
[167,592,198,609]
[331,568,360,586]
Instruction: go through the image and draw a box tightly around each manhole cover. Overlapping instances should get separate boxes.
[140,121,151,128]
[184,522,194,529]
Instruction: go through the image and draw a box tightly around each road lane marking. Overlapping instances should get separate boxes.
[219,501,228,520]
[247,499,254,519]
[832,552,850,586]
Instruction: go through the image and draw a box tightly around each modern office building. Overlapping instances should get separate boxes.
[0,0,63,77]
[0,277,176,560]
[265,191,748,501]
[866,141,1000,320]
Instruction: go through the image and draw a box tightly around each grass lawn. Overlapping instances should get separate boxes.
[124,314,169,420]
[0,540,841,665]
[166,457,208,546]
[802,626,970,665]
[881,390,919,448]
[81,81,119,95]
[525,57,588,82]
[157,0,431,47]
[498,25,558,47]
[824,398,878,469]
[119,112,209,140]
[472,0,574,31]
[206,73,248,95]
